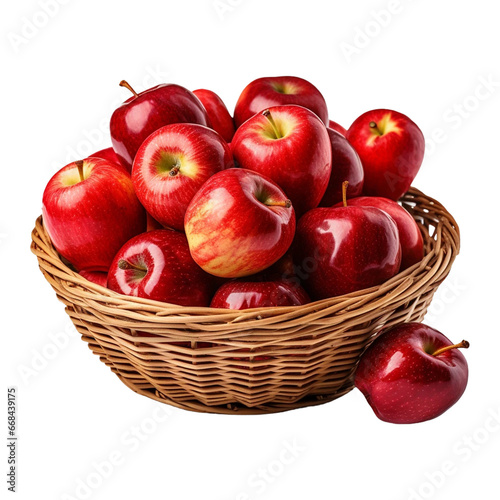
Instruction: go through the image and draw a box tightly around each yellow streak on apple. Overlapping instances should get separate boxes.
[258,112,298,141]
[186,200,257,277]
[366,113,403,146]
[175,159,201,180]
[271,82,301,95]
[59,162,94,187]
[155,150,201,181]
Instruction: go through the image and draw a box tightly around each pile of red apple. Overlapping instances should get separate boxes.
[41,75,469,423]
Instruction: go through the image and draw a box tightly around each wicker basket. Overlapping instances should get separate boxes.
[31,187,459,415]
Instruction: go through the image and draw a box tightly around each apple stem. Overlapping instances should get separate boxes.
[262,109,282,139]
[118,259,146,273]
[119,80,139,97]
[432,340,470,357]
[75,160,85,182]
[342,181,349,207]
[369,121,382,136]
[266,199,292,208]
[169,165,180,177]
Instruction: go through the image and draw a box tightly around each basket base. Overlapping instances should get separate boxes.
[116,370,355,415]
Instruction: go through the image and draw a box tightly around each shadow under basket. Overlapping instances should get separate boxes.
[31,187,460,415]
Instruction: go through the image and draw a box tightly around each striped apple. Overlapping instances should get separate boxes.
[184,168,295,278]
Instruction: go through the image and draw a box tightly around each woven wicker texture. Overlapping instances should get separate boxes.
[31,187,460,415]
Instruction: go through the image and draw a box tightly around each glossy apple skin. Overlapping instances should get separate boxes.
[328,120,347,136]
[211,279,310,309]
[293,206,401,299]
[42,158,146,272]
[107,229,213,306]
[355,323,469,424]
[319,128,364,206]
[79,270,108,287]
[89,147,123,168]
[132,123,233,232]
[346,109,425,200]
[110,83,210,171]
[193,89,236,143]
[335,196,424,270]
[185,168,296,278]
[234,76,329,128]
[231,105,332,217]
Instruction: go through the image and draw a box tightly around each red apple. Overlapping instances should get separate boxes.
[42,158,146,272]
[293,184,401,299]
[261,252,296,281]
[231,106,332,216]
[328,120,347,136]
[334,196,424,270]
[234,76,328,128]
[79,270,108,288]
[107,229,213,306]
[346,109,425,200]
[355,322,469,424]
[185,168,295,278]
[254,252,306,296]
[89,147,123,168]
[211,278,310,309]
[132,123,233,232]
[110,80,210,171]
[193,89,235,143]
[319,128,364,207]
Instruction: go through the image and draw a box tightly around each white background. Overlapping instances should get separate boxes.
[2,1,499,499]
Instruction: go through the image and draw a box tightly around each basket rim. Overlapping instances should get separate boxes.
[31,186,460,323]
